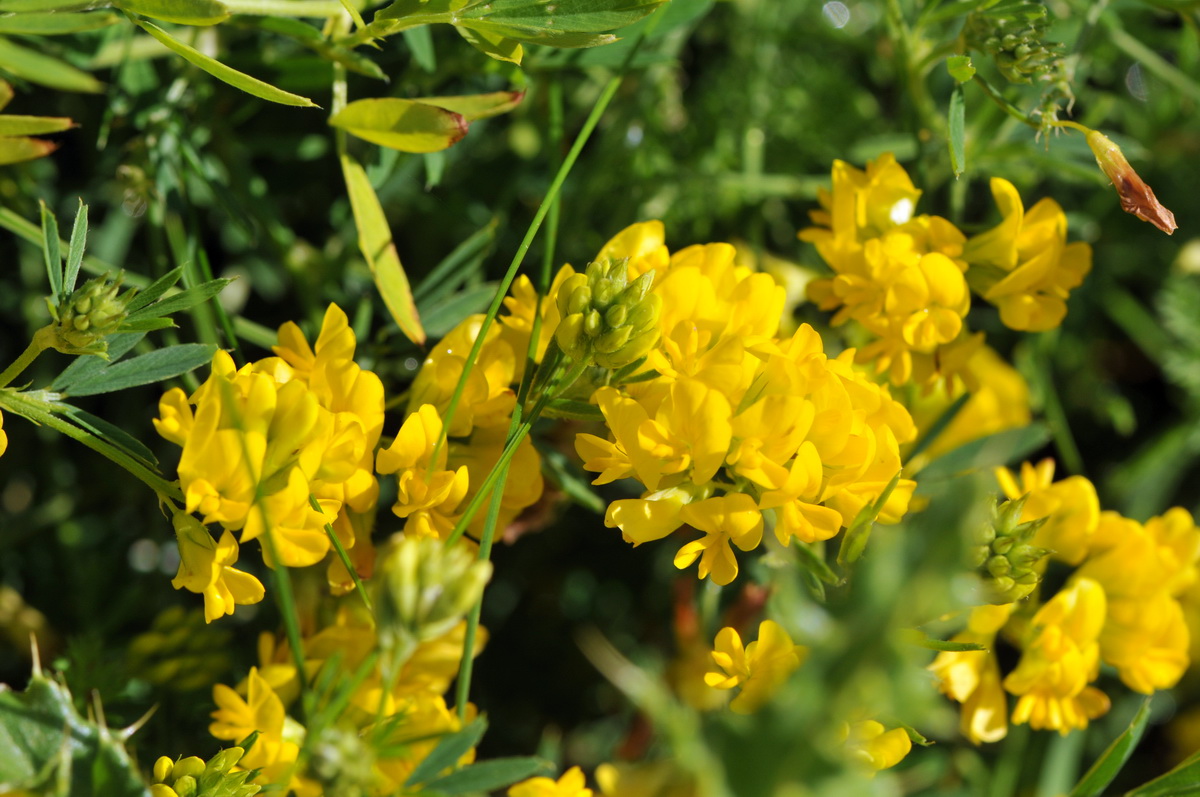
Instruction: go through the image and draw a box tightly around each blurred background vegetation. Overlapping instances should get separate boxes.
[2,0,1199,793]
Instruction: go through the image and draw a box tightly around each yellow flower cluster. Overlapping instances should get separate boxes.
[704,620,806,714]
[209,605,481,794]
[801,154,1092,387]
[931,459,1200,740]
[572,222,918,585]
[156,305,385,618]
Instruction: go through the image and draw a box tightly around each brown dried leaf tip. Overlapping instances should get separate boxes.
[1085,129,1177,235]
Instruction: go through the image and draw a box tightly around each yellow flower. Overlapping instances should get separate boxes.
[704,620,806,713]
[1004,578,1110,733]
[377,404,469,519]
[994,459,1099,566]
[1100,591,1189,694]
[0,409,7,458]
[839,720,913,772]
[964,178,1092,332]
[800,153,923,249]
[928,603,1013,744]
[674,493,763,585]
[594,220,670,278]
[209,667,299,769]
[408,315,517,436]
[509,766,593,797]
[1078,508,1200,601]
[594,762,695,797]
[170,513,264,623]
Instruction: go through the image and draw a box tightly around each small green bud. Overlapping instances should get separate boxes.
[51,271,134,356]
[583,309,603,337]
[604,304,627,328]
[594,325,633,355]
[593,280,617,308]
[172,776,198,797]
[972,495,1051,604]
[205,746,244,775]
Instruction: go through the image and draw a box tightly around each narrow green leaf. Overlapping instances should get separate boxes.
[58,403,159,468]
[0,37,103,92]
[330,98,468,152]
[0,0,97,11]
[421,90,525,120]
[420,282,495,338]
[63,343,218,396]
[405,718,488,786]
[340,152,425,344]
[423,757,554,794]
[1069,697,1153,797]
[0,79,12,111]
[0,135,57,164]
[791,537,840,586]
[458,0,664,33]
[117,317,177,332]
[0,10,120,33]
[124,267,184,313]
[915,424,1051,485]
[905,391,970,465]
[64,201,87,295]
[459,18,616,48]
[539,445,606,512]
[116,0,229,24]
[40,200,62,301]
[454,25,523,62]
[0,114,74,136]
[542,398,605,422]
[132,18,318,107]
[1127,750,1200,796]
[912,636,987,652]
[946,54,975,83]
[948,83,965,178]
[403,25,436,71]
[125,277,231,321]
[247,16,386,79]
[413,218,496,304]
[837,470,903,566]
[52,333,145,392]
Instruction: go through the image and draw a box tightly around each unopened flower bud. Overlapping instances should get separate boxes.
[553,258,661,371]
[150,785,179,797]
[1085,128,1177,235]
[971,496,1050,604]
[172,757,205,780]
[205,746,244,775]
[50,271,135,356]
[604,304,627,328]
[172,776,197,797]
[153,757,174,783]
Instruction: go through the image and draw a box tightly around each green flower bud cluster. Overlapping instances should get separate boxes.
[373,535,493,664]
[969,496,1050,605]
[50,272,133,355]
[554,258,662,369]
[149,747,259,797]
[128,606,232,690]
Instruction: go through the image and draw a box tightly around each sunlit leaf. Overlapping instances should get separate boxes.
[455,25,523,63]
[0,135,57,164]
[0,10,120,33]
[1069,697,1152,797]
[340,152,425,344]
[133,18,318,107]
[948,83,965,178]
[0,114,73,136]
[420,90,524,120]
[116,0,229,24]
[0,37,103,92]
[330,98,467,152]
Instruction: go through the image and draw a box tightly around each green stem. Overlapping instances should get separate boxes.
[0,388,183,500]
[0,327,52,388]
[429,72,629,470]
[1036,334,1085,477]
[260,527,311,720]
[309,494,373,612]
[970,74,1040,130]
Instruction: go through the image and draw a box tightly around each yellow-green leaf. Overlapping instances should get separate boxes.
[420,90,524,120]
[116,0,229,25]
[340,153,425,345]
[0,80,12,112]
[0,115,73,136]
[133,19,318,107]
[0,135,57,165]
[0,37,103,92]
[329,98,467,153]
[454,25,523,63]
[0,10,121,34]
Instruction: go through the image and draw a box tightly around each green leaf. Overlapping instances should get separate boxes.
[124,267,184,313]
[64,201,87,295]
[539,444,606,513]
[116,316,177,332]
[0,113,74,136]
[406,718,488,786]
[413,218,496,305]
[948,83,965,178]
[0,37,103,92]
[52,333,145,392]
[458,0,664,34]
[1069,697,1153,797]
[421,90,525,120]
[455,25,523,63]
[423,757,554,794]
[0,10,120,33]
[0,134,57,164]
[1127,750,1200,796]
[458,18,615,48]
[340,152,425,345]
[790,537,840,586]
[125,277,232,321]
[62,343,218,396]
[420,282,495,338]
[132,18,318,107]
[0,672,148,795]
[837,470,902,566]
[248,17,386,79]
[330,98,468,152]
[905,391,970,465]
[40,200,62,301]
[946,54,975,83]
[116,0,229,24]
[916,424,1051,485]
[0,79,12,111]
[403,25,436,71]
[58,403,159,468]
[0,0,97,10]
[542,398,605,422]
[909,633,987,652]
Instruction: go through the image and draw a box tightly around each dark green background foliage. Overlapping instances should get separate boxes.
[2,0,1200,792]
